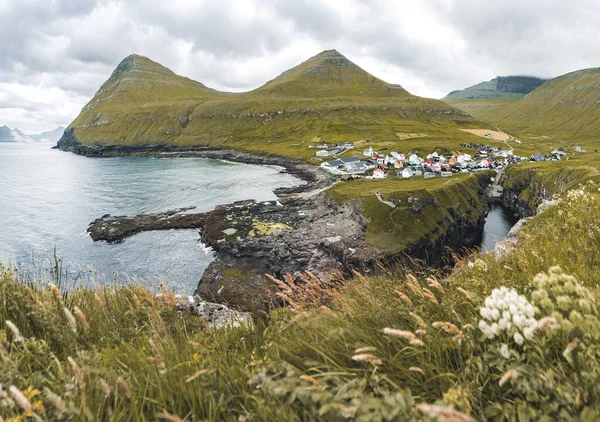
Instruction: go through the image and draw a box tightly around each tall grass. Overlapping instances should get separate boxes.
[1,183,600,420]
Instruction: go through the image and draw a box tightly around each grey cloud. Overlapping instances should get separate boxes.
[1,0,600,132]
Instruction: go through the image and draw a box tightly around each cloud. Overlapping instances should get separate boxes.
[0,0,599,131]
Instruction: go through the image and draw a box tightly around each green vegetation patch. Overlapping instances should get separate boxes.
[328,174,486,253]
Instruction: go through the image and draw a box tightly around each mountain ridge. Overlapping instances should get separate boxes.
[443,75,547,119]
[0,125,65,142]
[59,49,481,159]
[470,66,600,141]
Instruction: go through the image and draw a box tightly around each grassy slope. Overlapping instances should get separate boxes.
[68,50,490,160]
[327,174,487,254]
[468,68,600,145]
[442,76,545,123]
[2,172,600,420]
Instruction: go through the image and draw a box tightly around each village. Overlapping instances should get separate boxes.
[313,141,572,181]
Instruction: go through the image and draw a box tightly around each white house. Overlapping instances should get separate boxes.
[373,168,386,179]
[363,146,374,157]
[401,168,414,178]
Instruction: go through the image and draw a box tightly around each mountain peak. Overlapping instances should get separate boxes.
[255,49,407,97]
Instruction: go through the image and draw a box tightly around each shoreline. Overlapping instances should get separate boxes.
[58,135,493,313]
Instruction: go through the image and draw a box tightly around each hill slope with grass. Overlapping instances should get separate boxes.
[2,171,600,420]
[59,50,484,160]
[468,68,600,142]
[443,76,547,120]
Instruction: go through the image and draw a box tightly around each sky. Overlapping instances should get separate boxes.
[1,0,599,133]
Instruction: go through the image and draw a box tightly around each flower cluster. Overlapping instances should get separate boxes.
[478,287,537,345]
[468,258,488,272]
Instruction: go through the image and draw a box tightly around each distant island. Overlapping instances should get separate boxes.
[0,125,65,143]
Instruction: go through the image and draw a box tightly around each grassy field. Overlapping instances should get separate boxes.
[2,171,600,420]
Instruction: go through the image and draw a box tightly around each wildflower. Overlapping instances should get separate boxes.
[117,377,131,399]
[499,344,511,359]
[535,317,560,331]
[157,409,185,422]
[409,312,426,327]
[421,288,439,304]
[5,321,23,342]
[186,369,213,383]
[563,340,579,359]
[409,367,424,374]
[351,354,382,365]
[383,328,416,340]
[299,375,318,385]
[432,321,460,335]
[68,357,84,385]
[414,403,475,422]
[499,369,519,386]
[64,308,77,333]
[354,346,377,353]
[395,289,413,305]
[513,332,524,345]
[467,262,474,269]
[415,329,427,336]
[73,306,89,330]
[99,379,111,398]
[9,386,31,411]
[478,287,537,344]
[473,259,488,272]
[44,388,65,410]
[410,339,425,346]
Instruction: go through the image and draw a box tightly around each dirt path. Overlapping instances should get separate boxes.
[460,128,511,141]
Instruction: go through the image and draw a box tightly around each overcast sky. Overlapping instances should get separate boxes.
[1,0,599,133]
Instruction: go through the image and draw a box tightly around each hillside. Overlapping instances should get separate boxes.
[470,68,600,142]
[59,50,484,159]
[443,76,546,119]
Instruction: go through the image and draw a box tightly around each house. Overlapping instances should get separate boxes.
[401,168,415,178]
[373,168,386,179]
[424,172,435,179]
[551,148,568,156]
[441,171,452,177]
[375,155,385,165]
[321,157,362,174]
[345,160,376,174]
[363,146,374,156]
[316,147,342,157]
[393,160,404,169]
[575,146,585,153]
[530,154,546,162]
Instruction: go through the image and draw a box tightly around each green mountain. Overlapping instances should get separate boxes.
[60,50,480,159]
[443,76,546,119]
[474,68,600,141]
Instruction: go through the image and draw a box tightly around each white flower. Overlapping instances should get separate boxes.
[523,326,535,340]
[491,309,500,320]
[499,344,511,359]
[513,332,524,345]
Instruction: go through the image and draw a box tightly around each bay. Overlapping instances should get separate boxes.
[0,143,302,293]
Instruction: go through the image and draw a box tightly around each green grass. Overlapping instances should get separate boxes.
[2,177,600,420]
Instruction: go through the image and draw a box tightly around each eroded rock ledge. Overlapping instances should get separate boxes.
[89,193,379,313]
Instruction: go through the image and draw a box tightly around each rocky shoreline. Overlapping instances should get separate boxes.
[60,134,493,314]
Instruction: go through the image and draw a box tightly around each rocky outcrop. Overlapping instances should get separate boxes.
[176,295,251,329]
